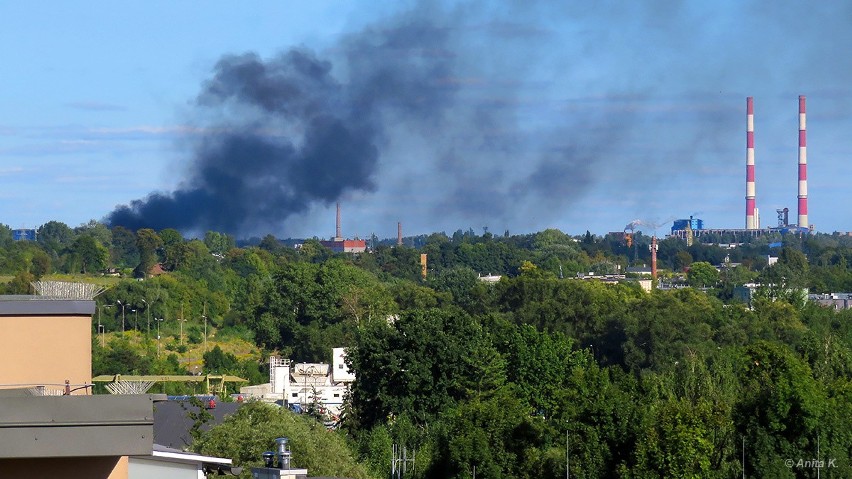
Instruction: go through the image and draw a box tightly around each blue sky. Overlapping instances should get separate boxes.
[2,1,852,239]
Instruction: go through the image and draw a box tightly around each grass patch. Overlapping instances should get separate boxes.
[44,273,124,287]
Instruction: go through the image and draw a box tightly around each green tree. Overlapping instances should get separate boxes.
[92,338,153,375]
[736,341,827,477]
[4,271,35,294]
[630,398,720,478]
[69,235,109,273]
[349,308,491,429]
[503,324,577,418]
[203,345,239,373]
[430,386,547,479]
[37,220,75,257]
[159,228,187,270]
[110,225,139,268]
[687,261,719,288]
[427,266,485,313]
[135,228,163,277]
[74,219,112,248]
[673,250,693,272]
[31,249,52,278]
[204,231,235,255]
[193,402,372,479]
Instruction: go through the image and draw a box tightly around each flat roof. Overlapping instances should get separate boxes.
[0,297,95,316]
[93,374,248,383]
[0,395,153,458]
[138,444,232,466]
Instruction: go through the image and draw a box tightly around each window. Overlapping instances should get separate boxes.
[334,393,340,398]
[292,393,298,398]
[338,364,343,369]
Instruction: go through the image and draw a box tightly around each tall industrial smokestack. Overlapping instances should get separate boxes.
[798,95,808,229]
[650,235,658,281]
[745,97,757,229]
[397,222,402,246]
[335,202,342,240]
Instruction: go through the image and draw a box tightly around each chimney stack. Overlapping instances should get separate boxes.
[798,95,808,229]
[650,236,658,281]
[335,202,342,240]
[397,222,402,246]
[745,97,757,229]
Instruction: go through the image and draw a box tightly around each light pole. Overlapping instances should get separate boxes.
[202,315,207,352]
[132,309,138,331]
[116,300,126,332]
[155,317,165,357]
[202,302,208,352]
[97,304,112,347]
[178,316,188,345]
[141,298,150,338]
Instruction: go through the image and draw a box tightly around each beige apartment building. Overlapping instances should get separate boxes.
[0,291,236,479]
[0,296,153,479]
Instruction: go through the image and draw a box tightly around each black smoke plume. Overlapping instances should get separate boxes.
[107,8,459,234]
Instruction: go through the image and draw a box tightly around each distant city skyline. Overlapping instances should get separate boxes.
[3,1,852,239]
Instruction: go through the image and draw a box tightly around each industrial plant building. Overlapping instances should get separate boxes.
[239,347,354,418]
[319,203,366,253]
[670,96,814,241]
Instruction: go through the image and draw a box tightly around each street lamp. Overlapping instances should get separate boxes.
[141,298,150,338]
[97,304,112,347]
[202,315,207,352]
[116,300,126,332]
[202,302,208,352]
[178,316,188,345]
[132,309,138,331]
[155,318,165,357]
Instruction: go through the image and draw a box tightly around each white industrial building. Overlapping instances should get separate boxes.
[240,347,354,417]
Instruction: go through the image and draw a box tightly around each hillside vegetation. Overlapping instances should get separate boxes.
[2,221,852,477]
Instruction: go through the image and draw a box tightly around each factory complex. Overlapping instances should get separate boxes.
[670,95,814,241]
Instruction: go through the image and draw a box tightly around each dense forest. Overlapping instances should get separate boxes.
[3,220,852,478]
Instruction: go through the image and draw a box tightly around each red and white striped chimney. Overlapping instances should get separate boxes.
[798,95,808,229]
[745,97,757,229]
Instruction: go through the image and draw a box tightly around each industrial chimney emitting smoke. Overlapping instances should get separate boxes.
[798,95,808,229]
[745,97,758,230]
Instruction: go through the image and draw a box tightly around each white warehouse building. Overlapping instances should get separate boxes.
[240,347,354,417]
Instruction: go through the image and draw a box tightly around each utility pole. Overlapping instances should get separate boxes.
[566,430,570,479]
[202,303,208,352]
[155,318,165,357]
[97,304,112,347]
[178,304,187,346]
[117,300,126,332]
[178,318,186,344]
[141,298,150,338]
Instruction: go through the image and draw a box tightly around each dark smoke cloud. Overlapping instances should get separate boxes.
[108,48,382,233]
[107,1,852,236]
[106,8,462,234]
